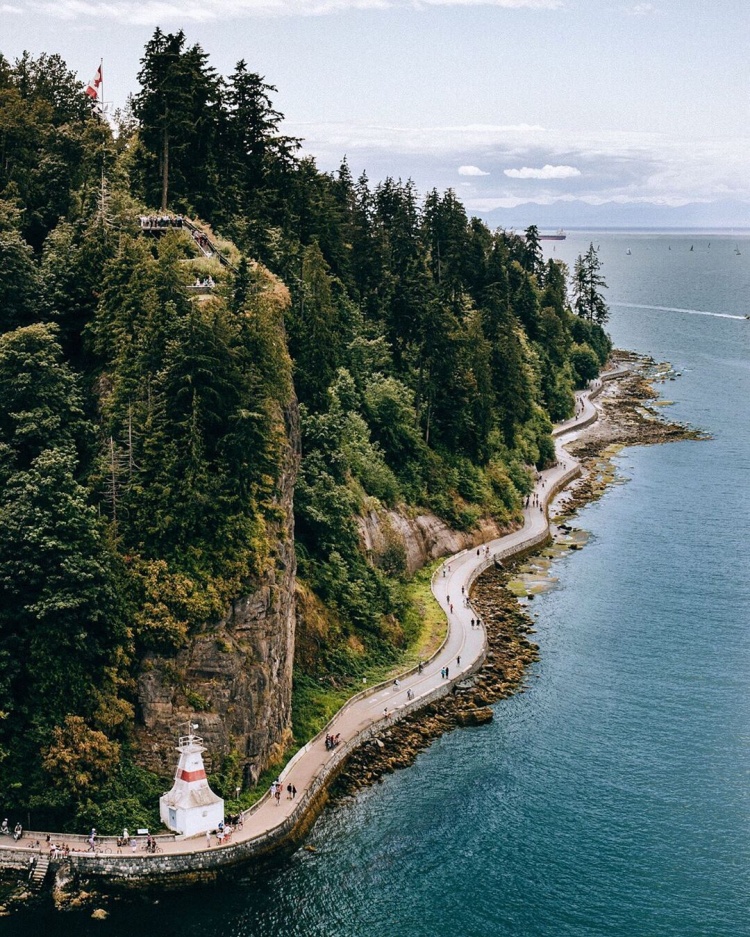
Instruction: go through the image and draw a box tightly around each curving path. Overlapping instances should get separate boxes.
[4,370,627,873]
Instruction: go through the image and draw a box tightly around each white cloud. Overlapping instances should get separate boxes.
[290,119,750,211]
[0,3,23,10]
[31,0,564,23]
[625,3,656,14]
[458,165,490,176]
[504,163,581,179]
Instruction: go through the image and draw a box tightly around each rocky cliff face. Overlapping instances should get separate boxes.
[357,506,513,576]
[136,400,300,786]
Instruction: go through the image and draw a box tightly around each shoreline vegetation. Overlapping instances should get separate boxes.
[0,355,697,914]
[330,353,701,798]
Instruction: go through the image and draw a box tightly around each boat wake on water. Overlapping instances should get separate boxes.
[611,301,746,320]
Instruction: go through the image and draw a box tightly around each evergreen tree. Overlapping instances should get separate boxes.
[522,224,544,278]
[573,242,609,324]
[0,231,44,331]
[289,241,344,411]
[133,29,220,212]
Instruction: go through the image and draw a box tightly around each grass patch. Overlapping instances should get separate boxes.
[291,559,447,746]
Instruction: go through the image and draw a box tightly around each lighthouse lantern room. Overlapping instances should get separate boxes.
[159,723,224,837]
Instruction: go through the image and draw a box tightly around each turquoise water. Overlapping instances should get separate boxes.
[5,232,750,934]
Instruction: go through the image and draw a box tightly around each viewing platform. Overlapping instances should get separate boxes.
[139,214,235,269]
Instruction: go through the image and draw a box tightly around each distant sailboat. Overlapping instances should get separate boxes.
[690,245,694,251]
[735,245,742,255]
[626,248,632,255]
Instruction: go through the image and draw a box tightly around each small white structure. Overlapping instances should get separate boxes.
[159,724,224,838]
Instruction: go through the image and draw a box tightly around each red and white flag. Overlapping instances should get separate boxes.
[85,63,102,100]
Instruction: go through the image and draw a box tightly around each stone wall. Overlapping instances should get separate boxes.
[135,399,300,785]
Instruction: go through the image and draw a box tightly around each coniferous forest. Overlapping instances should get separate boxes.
[0,33,610,832]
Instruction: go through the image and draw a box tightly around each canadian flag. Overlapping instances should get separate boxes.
[86,63,102,100]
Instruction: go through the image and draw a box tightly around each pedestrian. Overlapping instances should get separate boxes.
[446,594,450,604]
[275,787,281,806]
[445,666,450,679]
[287,783,293,799]
[291,785,297,799]
[471,618,475,628]
[461,586,465,595]
[450,603,454,614]
[206,830,211,849]
[418,661,423,673]
[384,706,389,716]
[457,655,461,666]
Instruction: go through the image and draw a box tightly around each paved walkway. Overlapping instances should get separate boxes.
[10,371,625,862]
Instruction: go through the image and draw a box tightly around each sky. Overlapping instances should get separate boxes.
[2,0,749,228]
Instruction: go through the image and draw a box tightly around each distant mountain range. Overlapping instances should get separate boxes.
[472,199,750,232]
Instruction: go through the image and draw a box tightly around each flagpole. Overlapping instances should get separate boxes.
[99,58,104,117]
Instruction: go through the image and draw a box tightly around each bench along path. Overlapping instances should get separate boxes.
[8,369,626,874]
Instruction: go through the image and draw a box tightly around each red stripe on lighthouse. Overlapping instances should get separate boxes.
[179,768,207,783]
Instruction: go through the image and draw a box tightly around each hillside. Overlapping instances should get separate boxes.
[0,38,610,832]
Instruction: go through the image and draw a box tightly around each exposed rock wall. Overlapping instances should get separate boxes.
[357,506,514,576]
[136,400,300,786]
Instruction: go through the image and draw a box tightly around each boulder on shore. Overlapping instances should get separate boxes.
[456,707,493,726]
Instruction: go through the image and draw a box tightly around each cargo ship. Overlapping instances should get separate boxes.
[538,229,567,241]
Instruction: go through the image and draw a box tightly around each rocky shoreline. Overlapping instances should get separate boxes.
[332,353,700,799]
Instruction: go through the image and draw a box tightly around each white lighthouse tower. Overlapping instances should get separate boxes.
[159,723,224,837]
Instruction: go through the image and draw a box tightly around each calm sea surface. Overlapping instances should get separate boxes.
[6,232,750,935]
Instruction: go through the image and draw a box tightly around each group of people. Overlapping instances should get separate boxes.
[192,229,213,253]
[0,819,23,841]
[269,778,297,805]
[526,492,542,509]
[191,275,216,288]
[205,821,236,847]
[48,841,73,858]
[139,214,184,229]
[325,733,341,750]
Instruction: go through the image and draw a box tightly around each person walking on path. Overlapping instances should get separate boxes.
[206,830,211,849]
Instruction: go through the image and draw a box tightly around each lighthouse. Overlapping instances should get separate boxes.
[159,723,224,837]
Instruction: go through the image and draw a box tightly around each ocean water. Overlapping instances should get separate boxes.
[5,232,750,935]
